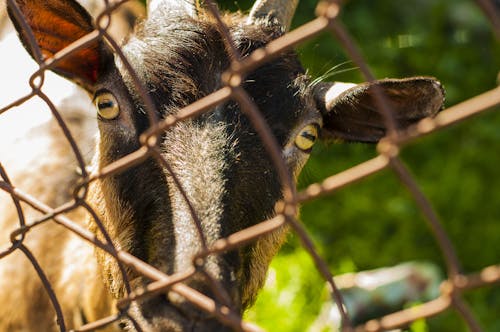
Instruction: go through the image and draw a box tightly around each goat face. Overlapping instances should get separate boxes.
[8,0,444,330]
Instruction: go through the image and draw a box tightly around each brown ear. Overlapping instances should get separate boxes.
[313,77,445,143]
[7,0,110,89]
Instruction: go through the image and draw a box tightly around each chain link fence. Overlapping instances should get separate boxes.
[0,0,499,331]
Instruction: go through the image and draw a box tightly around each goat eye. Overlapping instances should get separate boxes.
[295,124,320,152]
[95,92,120,120]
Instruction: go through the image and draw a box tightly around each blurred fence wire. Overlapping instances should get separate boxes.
[0,0,499,331]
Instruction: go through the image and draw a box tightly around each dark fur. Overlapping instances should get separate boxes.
[83,5,317,331]
[94,5,317,313]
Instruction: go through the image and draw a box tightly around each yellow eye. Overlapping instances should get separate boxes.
[95,92,120,120]
[295,124,320,152]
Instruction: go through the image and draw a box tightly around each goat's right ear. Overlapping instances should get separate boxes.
[313,77,445,143]
[7,0,112,91]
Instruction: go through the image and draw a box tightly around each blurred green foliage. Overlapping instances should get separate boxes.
[218,0,500,331]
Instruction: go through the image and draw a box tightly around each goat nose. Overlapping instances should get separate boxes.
[166,271,237,322]
[167,290,216,322]
[166,276,222,320]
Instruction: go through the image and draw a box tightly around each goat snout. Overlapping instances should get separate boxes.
[130,286,235,332]
[168,272,237,314]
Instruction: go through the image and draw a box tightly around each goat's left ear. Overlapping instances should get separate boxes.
[7,0,113,91]
[313,77,445,143]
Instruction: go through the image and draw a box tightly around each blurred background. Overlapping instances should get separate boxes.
[216,0,500,331]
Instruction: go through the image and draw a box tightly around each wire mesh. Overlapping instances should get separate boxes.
[0,0,499,331]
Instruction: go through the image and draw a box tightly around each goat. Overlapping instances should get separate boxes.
[0,0,445,331]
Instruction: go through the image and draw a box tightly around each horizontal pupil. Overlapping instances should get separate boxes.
[301,132,316,141]
[98,100,114,109]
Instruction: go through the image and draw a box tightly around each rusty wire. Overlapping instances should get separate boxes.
[0,0,499,331]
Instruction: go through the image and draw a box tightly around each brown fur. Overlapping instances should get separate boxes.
[0,1,143,330]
